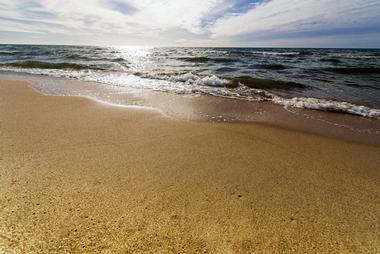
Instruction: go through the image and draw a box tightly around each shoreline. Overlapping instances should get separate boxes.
[1,80,380,253]
[1,72,380,146]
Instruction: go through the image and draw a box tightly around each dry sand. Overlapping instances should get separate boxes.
[0,80,379,253]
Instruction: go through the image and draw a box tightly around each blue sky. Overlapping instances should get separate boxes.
[0,0,379,47]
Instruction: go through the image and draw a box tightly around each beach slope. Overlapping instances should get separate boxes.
[0,80,379,253]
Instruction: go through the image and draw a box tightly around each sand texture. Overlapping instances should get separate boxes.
[0,80,379,253]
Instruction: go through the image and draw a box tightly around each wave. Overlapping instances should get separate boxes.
[238,88,380,118]
[343,82,380,90]
[320,58,342,64]
[143,72,305,90]
[229,76,307,89]
[212,58,236,63]
[111,57,127,63]
[326,67,380,75]
[215,67,238,73]
[250,51,302,56]
[177,57,210,63]
[251,64,288,70]
[119,71,229,88]
[228,50,314,57]
[228,50,253,56]
[271,96,380,118]
[166,72,229,87]
[1,66,379,118]
[171,75,379,118]
[177,57,237,64]
[330,53,380,59]
[298,51,314,56]
[0,50,23,56]
[0,61,106,70]
[64,54,93,60]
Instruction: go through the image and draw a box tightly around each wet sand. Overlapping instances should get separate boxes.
[0,80,379,253]
[1,72,379,145]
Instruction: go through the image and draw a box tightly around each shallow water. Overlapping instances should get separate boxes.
[1,72,379,145]
[1,45,379,118]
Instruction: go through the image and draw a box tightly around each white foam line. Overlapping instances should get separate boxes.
[2,67,380,119]
[80,95,171,118]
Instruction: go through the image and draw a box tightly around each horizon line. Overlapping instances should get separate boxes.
[1,43,379,50]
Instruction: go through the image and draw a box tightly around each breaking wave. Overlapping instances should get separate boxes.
[272,96,380,118]
[0,61,103,70]
[2,65,378,118]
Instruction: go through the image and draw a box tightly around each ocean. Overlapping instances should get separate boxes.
[0,45,379,118]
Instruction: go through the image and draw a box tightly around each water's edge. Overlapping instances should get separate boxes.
[1,73,379,146]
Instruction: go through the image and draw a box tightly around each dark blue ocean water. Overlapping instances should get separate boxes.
[1,45,379,117]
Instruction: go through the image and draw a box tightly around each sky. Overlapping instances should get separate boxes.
[0,0,379,47]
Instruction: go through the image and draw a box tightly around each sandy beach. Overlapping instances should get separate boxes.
[0,80,379,253]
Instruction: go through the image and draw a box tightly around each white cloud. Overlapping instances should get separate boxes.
[0,0,379,46]
[210,0,380,39]
[127,0,225,34]
[0,0,226,36]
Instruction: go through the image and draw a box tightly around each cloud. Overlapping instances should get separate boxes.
[103,0,138,15]
[0,0,379,47]
[0,0,227,40]
[210,0,380,41]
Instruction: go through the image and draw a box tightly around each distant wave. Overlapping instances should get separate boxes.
[326,67,380,75]
[227,50,313,57]
[320,58,342,64]
[64,55,128,64]
[64,54,94,60]
[177,57,237,63]
[0,61,100,70]
[215,67,238,73]
[111,57,128,63]
[212,58,237,63]
[250,51,303,56]
[250,64,288,70]
[0,50,23,56]
[330,53,380,59]
[0,60,131,71]
[177,57,210,63]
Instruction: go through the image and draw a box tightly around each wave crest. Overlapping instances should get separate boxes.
[1,67,379,119]
[326,67,380,75]
[169,72,229,87]
[0,61,99,70]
